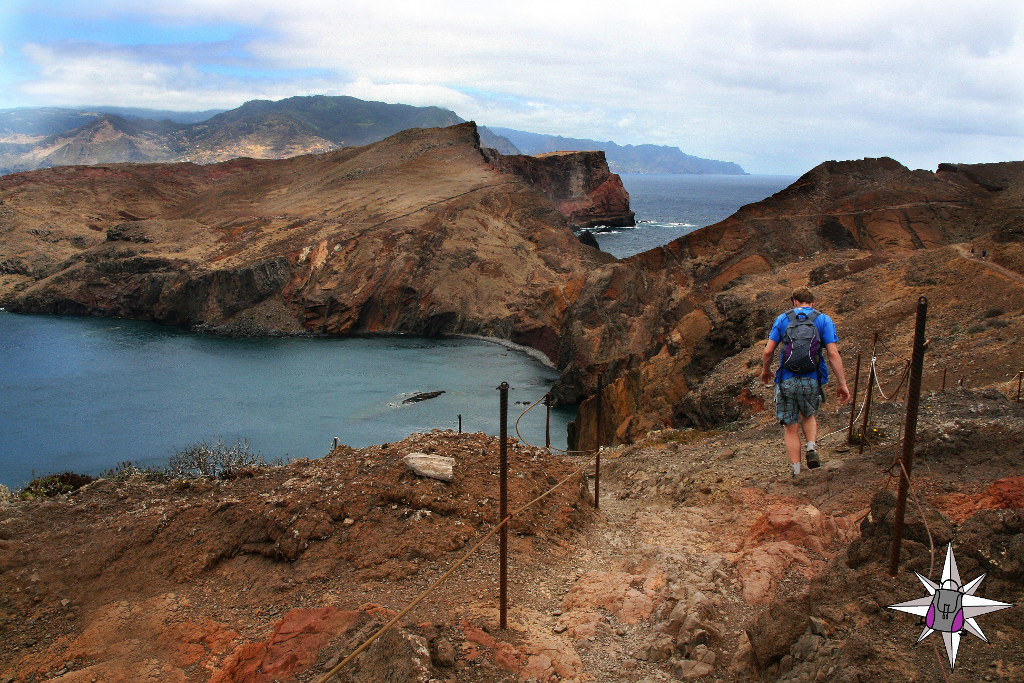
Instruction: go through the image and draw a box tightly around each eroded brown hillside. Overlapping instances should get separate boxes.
[0,123,624,361]
[2,131,1023,456]
[2,391,1022,683]
[558,158,1024,449]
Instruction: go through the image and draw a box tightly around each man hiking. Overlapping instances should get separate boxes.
[760,288,851,476]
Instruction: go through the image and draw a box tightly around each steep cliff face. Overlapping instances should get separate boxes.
[0,123,615,357]
[560,157,1024,450]
[485,149,635,229]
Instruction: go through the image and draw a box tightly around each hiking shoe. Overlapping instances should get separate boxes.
[806,448,821,469]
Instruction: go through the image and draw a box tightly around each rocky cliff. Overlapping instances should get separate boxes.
[485,149,635,229]
[3,148,1024,683]
[0,123,623,363]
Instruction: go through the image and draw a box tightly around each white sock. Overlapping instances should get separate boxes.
[793,462,801,475]
[806,441,816,452]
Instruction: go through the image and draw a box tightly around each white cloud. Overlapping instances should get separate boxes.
[5,0,1024,172]
[335,78,475,111]
[17,42,326,110]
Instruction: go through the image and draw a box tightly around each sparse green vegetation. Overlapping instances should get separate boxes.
[20,471,95,499]
[850,426,887,446]
[15,440,287,498]
[102,460,167,483]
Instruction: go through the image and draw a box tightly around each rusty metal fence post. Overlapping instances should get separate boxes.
[888,297,928,576]
[595,373,602,510]
[544,394,551,449]
[847,352,861,444]
[497,382,509,629]
[859,360,875,455]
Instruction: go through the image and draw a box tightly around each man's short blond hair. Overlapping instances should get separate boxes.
[791,287,815,305]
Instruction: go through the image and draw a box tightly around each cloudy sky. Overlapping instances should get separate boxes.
[2,0,1022,174]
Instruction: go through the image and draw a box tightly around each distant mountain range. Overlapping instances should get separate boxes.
[488,128,745,175]
[0,96,465,174]
[0,95,745,175]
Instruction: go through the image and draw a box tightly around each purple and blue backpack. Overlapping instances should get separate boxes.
[780,309,823,375]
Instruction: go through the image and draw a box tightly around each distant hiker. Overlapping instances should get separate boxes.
[982,249,987,261]
[760,288,851,477]
[971,247,975,258]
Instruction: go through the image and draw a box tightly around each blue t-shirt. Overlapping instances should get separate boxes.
[768,307,838,384]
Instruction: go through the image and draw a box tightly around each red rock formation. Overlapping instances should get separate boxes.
[212,608,363,683]
[484,148,635,228]
[4,137,1022,451]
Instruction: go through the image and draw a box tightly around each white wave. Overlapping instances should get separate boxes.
[639,221,697,229]
[590,227,626,234]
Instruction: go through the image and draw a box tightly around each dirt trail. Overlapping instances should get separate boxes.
[953,243,1024,285]
[429,385,1024,683]
[2,388,1023,683]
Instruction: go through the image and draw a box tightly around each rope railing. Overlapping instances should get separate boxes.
[875,337,911,363]
[872,356,911,401]
[767,359,1018,448]
[321,307,1014,681]
[514,391,592,456]
[314,393,599,683]
[996,370,1023,388]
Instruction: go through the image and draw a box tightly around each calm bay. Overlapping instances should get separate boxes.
[0,314,572,490]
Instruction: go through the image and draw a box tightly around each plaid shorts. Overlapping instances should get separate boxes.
[775,377,822,426]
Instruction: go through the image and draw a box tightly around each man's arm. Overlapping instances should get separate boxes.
[826,342,851,403]
[760,339,778,384]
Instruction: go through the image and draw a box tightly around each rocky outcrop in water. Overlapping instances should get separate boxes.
[485,148,635,229]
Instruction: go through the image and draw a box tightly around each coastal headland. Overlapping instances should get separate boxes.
[0,122,623,364]
[7,122,1022,449]
[1,124,1024,683]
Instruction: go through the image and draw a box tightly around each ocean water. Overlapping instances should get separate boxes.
[0,313,572,490]
[592,173,798,258]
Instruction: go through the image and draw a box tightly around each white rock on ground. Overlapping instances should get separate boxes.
[402,453,456,481]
